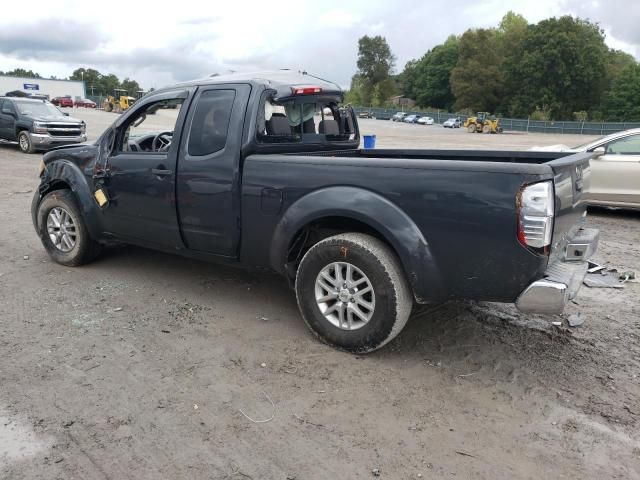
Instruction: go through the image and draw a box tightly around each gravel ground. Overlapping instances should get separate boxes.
[1,109,639,479]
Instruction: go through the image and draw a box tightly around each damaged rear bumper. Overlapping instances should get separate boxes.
[516,228,599,315]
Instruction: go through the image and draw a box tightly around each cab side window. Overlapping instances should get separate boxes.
[119,98,184,153]
[605,135,640,155]
[1,100,15,114]
[187,90,235,156]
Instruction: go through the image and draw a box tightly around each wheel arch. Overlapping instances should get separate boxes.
[270,186,445,303]
[33,160,102,239]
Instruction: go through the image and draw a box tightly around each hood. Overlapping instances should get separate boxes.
[43,143,98,167]
[528,144,577,152]
[33,114,84,124]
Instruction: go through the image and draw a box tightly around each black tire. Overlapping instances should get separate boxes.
[18,131,36,154]
[35,189,101,266]
[295,233,412,353]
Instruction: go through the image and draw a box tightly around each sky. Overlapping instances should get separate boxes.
[0,0,638,90]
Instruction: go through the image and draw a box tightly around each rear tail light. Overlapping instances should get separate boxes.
[516,181,554,255]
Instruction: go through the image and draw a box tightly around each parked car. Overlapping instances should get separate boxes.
[358,110,373,119]
[530,128,640,209]
[403,114,420,124]
[31,71,598,353]
[391,112,407,122]
[0,97,87,153]
[74,98,96,108]
[443,117,462,128]
[51,96,74,108]
[417,116,434,125]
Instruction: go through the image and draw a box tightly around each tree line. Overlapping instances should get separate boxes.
[347,12,640,122]
[0,67,146,98]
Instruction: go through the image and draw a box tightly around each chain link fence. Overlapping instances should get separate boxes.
[353,107,640,135]
[87,95,106,108]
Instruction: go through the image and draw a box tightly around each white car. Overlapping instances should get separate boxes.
[443,117,462,128]
[531,128,640,209]
[417,116,434,125]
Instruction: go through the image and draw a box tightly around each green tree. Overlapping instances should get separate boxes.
[0,68,42,78]
[603,64,640,121]
[120,78,141,96]
[101,74,121,96]
[396,59,419,100]
[69,68,100,84]
[605,49,637,83]
[373,77,396,106]
[70,68,106,95]
[353,35,396,106]
[412,35,459,109]
[504,16,608,119]
[345,74,365,105]
[450,28,504,112]
[496,11,528,49]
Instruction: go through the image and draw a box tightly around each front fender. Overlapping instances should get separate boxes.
[270,186,445,303]
[34,154,103,239]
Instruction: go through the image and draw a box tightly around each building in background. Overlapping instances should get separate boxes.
[0,75,85,100]
[388,95,416,108]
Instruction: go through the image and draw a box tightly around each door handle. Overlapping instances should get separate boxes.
[151,168,172,176]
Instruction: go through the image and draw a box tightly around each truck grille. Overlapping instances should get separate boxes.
[46,123,82,137]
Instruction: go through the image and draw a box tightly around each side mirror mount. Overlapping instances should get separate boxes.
[63,112,70,117]
[592,146,605,156]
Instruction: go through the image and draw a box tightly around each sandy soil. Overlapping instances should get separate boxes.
[0,110,638,479]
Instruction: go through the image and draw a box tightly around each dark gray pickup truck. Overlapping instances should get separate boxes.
[0,97,87,153]
[31,71,599,352]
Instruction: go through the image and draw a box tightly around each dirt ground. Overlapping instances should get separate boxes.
[1,110,639,479]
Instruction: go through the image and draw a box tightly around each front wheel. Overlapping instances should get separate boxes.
[18,131,36,154]
[295,233,412,353]
[36,189,101,266]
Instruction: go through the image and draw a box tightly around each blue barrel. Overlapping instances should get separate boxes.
[363,135,376,149]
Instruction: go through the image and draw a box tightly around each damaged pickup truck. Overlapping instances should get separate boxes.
[32,71,599,352]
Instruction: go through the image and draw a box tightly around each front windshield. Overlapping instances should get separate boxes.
[15,101,63,117]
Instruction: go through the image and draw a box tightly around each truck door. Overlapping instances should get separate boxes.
[589,133,640,206]
[176,84,251,256]
[99,89,193,248]
[0,99,17,141]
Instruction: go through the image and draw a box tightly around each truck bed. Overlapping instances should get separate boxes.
[287,148,591,258]
[241,148,593,303]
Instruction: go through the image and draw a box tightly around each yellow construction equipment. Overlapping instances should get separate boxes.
[102,89,135,113]
[463,112,503,134]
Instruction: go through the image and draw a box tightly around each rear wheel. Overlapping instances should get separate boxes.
[36,189,101,266]
[467,124,476,133]
[18,131,36,153]
[482,124,491,134]
[295,233,412,353]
